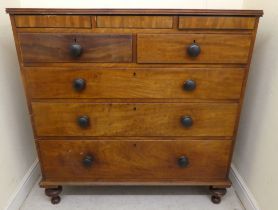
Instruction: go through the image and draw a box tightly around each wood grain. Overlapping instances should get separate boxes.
[97,16,173,28]
[26,67,245,100]
[15,15,92,28]
[32,102,238,137]
[6,8,264,17]
[38,140,232,181]
[18,33,133,63]
[178,16,256,29]
[137,33,252,64]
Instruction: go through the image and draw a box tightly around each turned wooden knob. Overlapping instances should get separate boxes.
[180,116,193,127]
[183,80,196,91]
[187,43,201,57]
[73,78,86,91]
[77,116,90,128]
[178,156,189,168]
[70,43,82,57]
[83,155,94,167]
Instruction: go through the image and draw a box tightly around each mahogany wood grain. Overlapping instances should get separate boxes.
[137,33,252,64]
[32,102,238,137]
[97,16,173,28]
[18,33,133,63]
[178,16,256,30]
[25,67,245,100]
[6,8,264,17]
[15,15,92,28]
[37,140,232,181]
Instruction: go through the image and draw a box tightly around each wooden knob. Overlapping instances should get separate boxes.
[178,156,189,168]
[70,43,82,57]
[77,116,90,128]
[187,43,201,57]
[180,116,193,127]
[183,80,196,91]
[73,78,86,91]
[83,155,94,167]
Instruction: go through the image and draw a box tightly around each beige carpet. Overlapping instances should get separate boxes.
[21,181,244,210]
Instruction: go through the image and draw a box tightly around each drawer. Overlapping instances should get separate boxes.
[18,33,133,63]
[26,67,245,100]
[137,34,252,64]
[38,140,232,181]
[15,15,92,28]
[96,15,173,28]
[178,16,256,30]
[32,102,238,137]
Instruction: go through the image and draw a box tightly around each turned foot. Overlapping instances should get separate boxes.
[209,186,227,204]
[45,186,62,204]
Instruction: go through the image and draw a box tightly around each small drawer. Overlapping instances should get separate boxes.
[38,140,232,181]
[97,15,173,28]
[178,16,256,30]
[137,33,252,64]
[15,15,92,28]
[26,67,245,100]
[18,33,132,63]
[32,102,238,137]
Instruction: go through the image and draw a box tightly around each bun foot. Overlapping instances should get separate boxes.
[45,186,62,204]
[211,195,221,204]
[51,196,61,204]
[209,186,227,204]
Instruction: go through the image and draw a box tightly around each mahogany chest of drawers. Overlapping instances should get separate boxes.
[6,8,263,205]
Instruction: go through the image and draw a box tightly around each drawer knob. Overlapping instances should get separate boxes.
[73,78,86,91]
[183,80,196,91]
[187,43,201,57]
[83,155,94,167]
[178,156,189,168]
[181,116,193,127]
[77,116,90,128]
[70,43,82,57]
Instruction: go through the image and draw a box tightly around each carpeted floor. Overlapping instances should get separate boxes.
[21,181,244,210]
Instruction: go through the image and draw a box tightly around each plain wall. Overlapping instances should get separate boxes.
[0,0,37,209]
[20,0,242,9]
[233,0,278,209]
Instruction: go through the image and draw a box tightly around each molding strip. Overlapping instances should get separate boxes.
[4,159,40,210]
[229,164,260,210]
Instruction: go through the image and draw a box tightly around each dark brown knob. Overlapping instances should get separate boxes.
[77,116,90,128]
[178,156,189,168]
[83,155,94,167]
[70,43,82,57]
[181,116,193,127]
[187,43,201,57]
[73,78,86,91]
[183,80,196,91]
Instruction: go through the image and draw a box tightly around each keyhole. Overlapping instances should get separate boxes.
[133,143,137,147]
[193,40,196,43]
[133,72,136,77]
[74,37,77,43]
[133,107,137,111]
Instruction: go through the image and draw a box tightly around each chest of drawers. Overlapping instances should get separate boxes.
[6,8,263,205]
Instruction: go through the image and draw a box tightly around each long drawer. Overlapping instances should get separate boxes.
[26,67,245,100]
[32,102,238,137]
[18,33,133,63]
[137,33,252,64]
[38,140,232,181]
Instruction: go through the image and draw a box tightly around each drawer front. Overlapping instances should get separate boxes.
[137,34,252,64]
[32,103,238,137]
[15,15,92,28]
[26,67,245,100]
[38,140,232,181]
[179,16,256,29]
[19,33,133,63]
[96,15,173,28]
